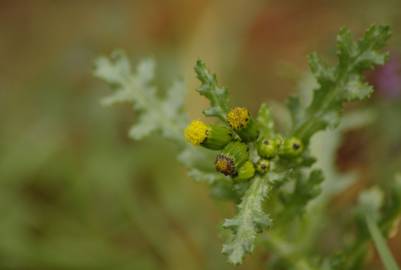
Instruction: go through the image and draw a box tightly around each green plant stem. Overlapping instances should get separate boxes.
[365,216,400,270]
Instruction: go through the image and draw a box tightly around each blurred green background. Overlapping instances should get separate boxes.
[1,1,401,269]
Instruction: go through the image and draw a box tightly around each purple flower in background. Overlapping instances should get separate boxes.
[368,53,401,98]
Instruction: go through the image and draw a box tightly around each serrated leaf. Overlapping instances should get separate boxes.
[292,25,391,143]
[94,51,187,142]
[356,25,392,69]
[343,74,374,101]
[128,112,159,140]
[194,60,230,120]
[222,176,272,265]
[276,169,324,224]
[94,50,131,84]
[337,27,357,68]
[308,52,336,85]
[286,96,303,130]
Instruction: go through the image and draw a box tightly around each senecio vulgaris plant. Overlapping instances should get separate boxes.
[95,25,401,269]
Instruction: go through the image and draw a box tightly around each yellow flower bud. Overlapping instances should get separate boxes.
[227,107,250,130]
[227,107,259,142]
[184,120,233,149]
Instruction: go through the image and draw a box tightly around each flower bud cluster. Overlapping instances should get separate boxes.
[184,106,304,181]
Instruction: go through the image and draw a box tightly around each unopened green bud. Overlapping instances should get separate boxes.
[235,161,255,181]
[257,137,281,159]
[215,141,249,176]
[227,107,259,142]
[184,120,233,150]
[203,124,233,150]
[280,137,304,157]
[256,159,270,175]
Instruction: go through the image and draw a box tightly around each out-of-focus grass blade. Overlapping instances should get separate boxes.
[365,216,400,270]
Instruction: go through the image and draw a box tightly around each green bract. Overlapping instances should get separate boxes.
[203,124,233,150]
[96,25,400,269]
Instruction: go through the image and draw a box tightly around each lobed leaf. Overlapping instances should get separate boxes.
[222,176,272,265]
[94,51,187,142]
[292,25,391,143]
[194,60,230,120]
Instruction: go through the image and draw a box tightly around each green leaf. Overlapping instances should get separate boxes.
[343,74,374,101]
[94,50,132,85]
[296,169,324,203]
[256,103,275,137]
[94,51,187,142]
[276,169,323,224]
[222,176,272,265]
[292,25,391,143]
[194,60,230,120]
[308,52,335,85]
[286,96,304,130]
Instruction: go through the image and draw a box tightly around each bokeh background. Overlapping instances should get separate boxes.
[1,1,401,269]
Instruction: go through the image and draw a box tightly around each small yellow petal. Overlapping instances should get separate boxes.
[184,120,209,145]
[227,107,250,130]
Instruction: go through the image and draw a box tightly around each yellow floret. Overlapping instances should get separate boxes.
[184,120,209,145]
[215,155,235,176]
[227,107,250,130]
[216,158,230,172]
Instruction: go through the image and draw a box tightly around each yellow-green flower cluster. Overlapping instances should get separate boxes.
[184,106,304,181]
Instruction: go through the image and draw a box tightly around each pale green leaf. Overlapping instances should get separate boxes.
[194,60,230,120]
[94,51,187,142]
[256,103,275,137]
[222,176,272,265]
[343,75,374,101]
[292,25,391,143]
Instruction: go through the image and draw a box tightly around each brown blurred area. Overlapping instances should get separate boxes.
[0,1,401,269]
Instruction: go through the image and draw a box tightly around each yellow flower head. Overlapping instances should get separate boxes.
[227,107,250,130]
[184,120,209,145]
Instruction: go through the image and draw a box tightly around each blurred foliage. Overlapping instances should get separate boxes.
[1,1,401,269]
